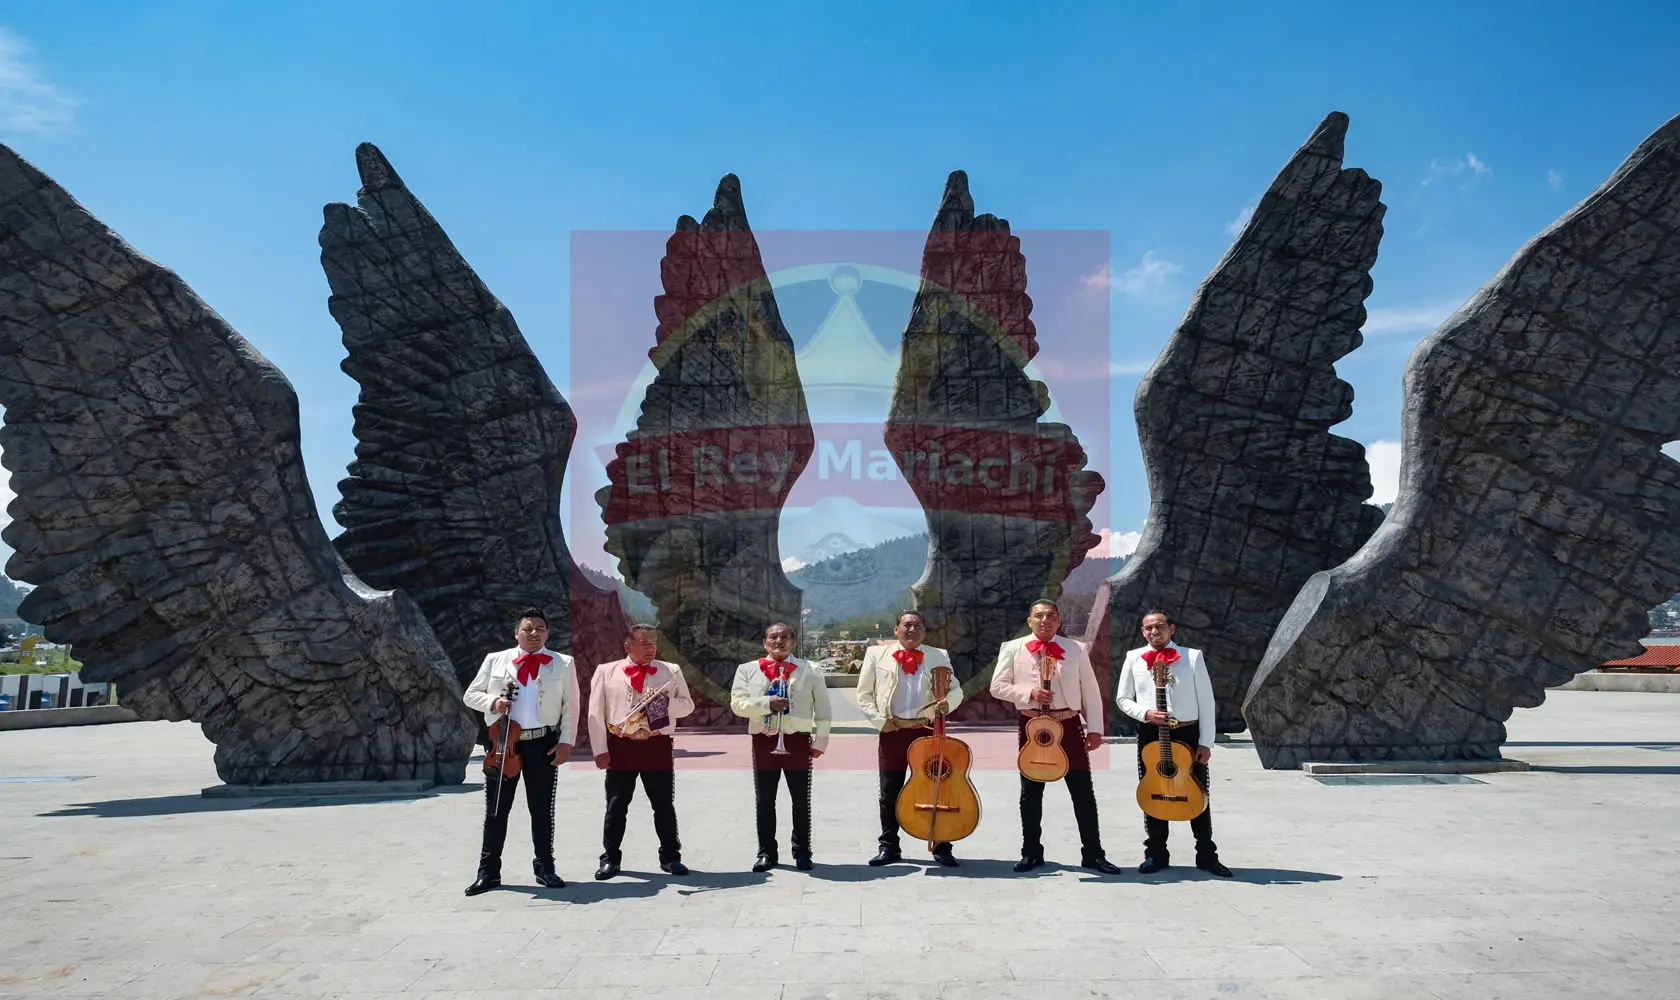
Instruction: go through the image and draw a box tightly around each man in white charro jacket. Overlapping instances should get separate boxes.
[855,610,965,867]
[461,607,579,896]
[730,621,833,872]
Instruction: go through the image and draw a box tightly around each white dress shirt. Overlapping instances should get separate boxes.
[1115,642,1217,749]
[729,656,834,753]
[586,657,696,751]
[989,634,1105,733]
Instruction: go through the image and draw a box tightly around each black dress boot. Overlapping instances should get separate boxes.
[534,858,565,888]
[464,853,501,896]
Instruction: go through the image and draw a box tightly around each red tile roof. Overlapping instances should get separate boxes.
[1604,644,1680,669]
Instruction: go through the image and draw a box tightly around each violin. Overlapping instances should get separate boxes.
[896,665,981,848]
[484,680,522,778]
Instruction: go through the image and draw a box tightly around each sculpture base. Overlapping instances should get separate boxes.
[1301,760,1530,775]
[202,779,436,799]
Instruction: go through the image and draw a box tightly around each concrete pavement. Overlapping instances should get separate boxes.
[0,690,1677,998]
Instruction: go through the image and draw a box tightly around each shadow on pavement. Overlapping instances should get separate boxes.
[1506,741,1680,748]
[40,792,447,816]
[1529,764,1680,774]
[1133,866,1342,885]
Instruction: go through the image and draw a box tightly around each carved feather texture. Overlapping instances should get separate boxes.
[0,143,473,784]
[1245,113,1680,767]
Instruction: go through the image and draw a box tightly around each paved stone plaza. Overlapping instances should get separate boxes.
[1,690,1677,999]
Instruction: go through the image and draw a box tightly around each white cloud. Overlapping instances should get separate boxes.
[1424,153,1492,186]
[1366,439,1402,506]
[1363,301,1460,337]
[781,556,806,572]
[0,28,77,137]
[1031,356,1155,382]
[1088,527,1142,559]
[1113,251,1183,297]
[1225,201,1256,236]
[1547,168,1563,190]
[1080,261,1111,292]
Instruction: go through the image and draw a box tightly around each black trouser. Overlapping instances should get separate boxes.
[1017,714,1104,860]
[601,733,681,865]
[751,731,813,859]
[877,726,952,854]
[478,731,559,874]
[1136,722,1216,862]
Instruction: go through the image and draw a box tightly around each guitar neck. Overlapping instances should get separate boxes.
[1154,668,1169,721]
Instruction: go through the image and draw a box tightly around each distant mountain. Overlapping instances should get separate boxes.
[790,533,926,623]
[788,533,1123,626]
[576,564,655,623]
[0,576,29,619]
[1063,556,1128,596]
[798,531,866,566]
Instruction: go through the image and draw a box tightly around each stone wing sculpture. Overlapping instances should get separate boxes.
[0,144,474,785]
[886,171,1104,718]
[596,175,814,725]
[1244,113,1680,768]
[321,144,629,719]
[1091,112,1386,735]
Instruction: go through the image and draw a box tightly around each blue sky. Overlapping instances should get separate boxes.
[3,2,1679,572]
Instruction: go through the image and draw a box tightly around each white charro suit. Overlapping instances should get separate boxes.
[464,646,580,743]
[460,645,578,878]
[730,656,833,751]
[1115,642,1217,750]
[1117,641,1219,863]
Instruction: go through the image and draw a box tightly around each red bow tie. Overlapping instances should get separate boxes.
[1142,647,1180,668]
[624,662,657,692]
[892,648,924,674]
[513,652,551,686]
[1026,638,1065,660]
[758,657,795,681]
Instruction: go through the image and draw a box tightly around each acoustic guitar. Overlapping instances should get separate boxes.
[1017,652,1069,782]
[896,664,981,847]
[1135,648,1206,822]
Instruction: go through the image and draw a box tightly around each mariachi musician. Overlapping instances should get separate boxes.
[855,610,965,867]
[587,623,696,880]
[989,599,1124,874]
[1116,609,1231,876]
[729,621,833,872]
[461,607,579,895]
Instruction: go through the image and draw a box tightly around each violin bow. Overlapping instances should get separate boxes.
[487,679,518,832]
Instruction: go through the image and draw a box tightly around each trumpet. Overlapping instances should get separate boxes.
[768,675,791,755]
[613,680,674,734]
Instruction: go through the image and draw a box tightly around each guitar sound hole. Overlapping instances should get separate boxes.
[924,757,951,780]
[1033,730,1055,747]
[1156,761,1178,779]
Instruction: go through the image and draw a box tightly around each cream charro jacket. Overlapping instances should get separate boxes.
[854,643,964,730]
[462,646,580,744]
[729,657,834,753]
[586,657,696,750]
[989,634,1105,733]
